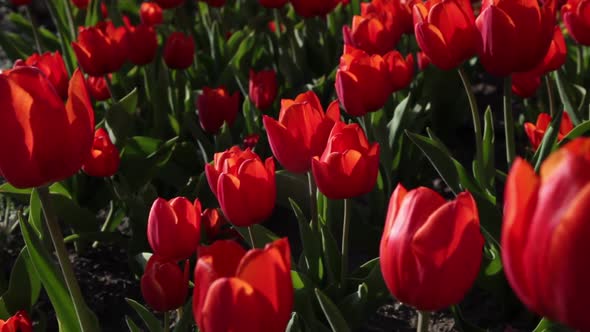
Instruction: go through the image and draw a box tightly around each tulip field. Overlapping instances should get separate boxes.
[1,0,590,331]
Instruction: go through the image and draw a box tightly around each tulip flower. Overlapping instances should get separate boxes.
[524,112,573,150]
[101,2,108,18]
[259,0,288,8]
[72,22,128,77]
[290,0,340,17]
[141,255,189,312]
[502,138,590,331]
[205,146,276,227]
[193,238,293,332]
[10,0,31,6]
[163,32,195,70]
[242,133,260,149]
[511,72,542,98]
[342,14,402,55]
[155,0,184,9]
[86,75,111,101]
[72,0,89,9]
[147,197,202,261]
[19,52,69,100]
[201,208,239,242]
[311,122,379,199]
[476,0,556,76]
[263,91,341,173]
[82,128,120,177]
[385,50,415,91]
[417,51,432,70]
[0,67,94,188]
[0,310,32,332]
[380,184,484,311]
[413,0,481,70]
[249,69,278,111]
[362,0,415,35]
[140,2,164,26]
[563,0,590,45]
[123,21,158,66]
[196,86,240,134]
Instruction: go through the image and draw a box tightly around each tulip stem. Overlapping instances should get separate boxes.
[24,6,43,54]
[307,172,319,232]
[248,226,256,249]
[457,67,485,185]
[163,311,170,332]
[273,9,282,38]
[341,198,351,288]
[104,75,118,103]
[577,45,584,79]
[36,186,96,332]
[503,76,516,167]
[544,75,555,118]
[417,311,430,332]
[61,0,77,41]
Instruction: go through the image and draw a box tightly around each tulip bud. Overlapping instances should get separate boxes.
[155,0,184,9]
[21,51,69,100]
[82,128,120,177]
[140,2,164,26]
[196,86,240,134]
[242,133,260,149]
[0,310,32,332]
[362,0,415,35]
[86,75,111,101]
[124,22,158,66]
[380,184,484,311]
[72,22,128,77]
[524,112,573,150]
[141,255,189,312]
[163,32,195,70]
[249,69,278,111]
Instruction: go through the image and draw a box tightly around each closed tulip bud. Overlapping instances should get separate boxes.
[0,68,94,188]
[290,0,340,17]
[563,0,590,45]
[86,75,111,101]
[20,51,69,100]
[413,0,481,70]
[196,86,240,134]
[72,22,128,77]
[259,0,288,8]
[205,146,276,227]
[163,32,195,70]
[141,255,189,312]
[263,91,341,173]
[155,0,184,9]
[476,0,556,76]
[147,197,202,261]
[524,112,573,150]
[72,0,89,9]
[100,2,108,18]
[384,50,414,91]
[140,2,164,26]
[343,14,402,56]
[0,310,32,332]
[124,22,158,66]
[311,122,379,199]
[502,139,590,331]
[380,184,484,311]
[249,69,278,111]
[193,238,293,332]
[82,128,120,177]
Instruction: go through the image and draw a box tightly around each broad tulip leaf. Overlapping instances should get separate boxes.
[320,223,341,286]
[338,283,369,328]
[559,119,590,145]
[289,198,324,283]
[533,110,563,171]
[314,288,351,332]
[235,224,279,248]
[125,298,162,332]
[106,88,139,146]
[533,318,573,332]
[291,270,318,328]
[286,312,304,332]
[554,70,581,125]
[125,316,142,332]
[0,248,41,315]
[276,171,309,210]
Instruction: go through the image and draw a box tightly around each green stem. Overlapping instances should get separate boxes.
[273,9,282,38]
[248,226,256,249]
[92,200,114,248]
[25,6,43,54]
[341,198,351,287]
[163,311,170,332]
[457,67,485,185]
[554,70,582,125]
[307,172,318,232]
[104,75,118,103]
[61,0,77,41]
[503,76,516,167]
[577,45,584,79]
[36,187,96,332]
[417,311,430,332]
[544,75,555,118]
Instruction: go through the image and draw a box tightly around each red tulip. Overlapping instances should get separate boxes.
[502,139,590,331]
[72,22,128,77]
[10,0,31,6]
[86,75,111,101]
[362,0,415,35]
[476,0,556,76]
[259,0,288,8]
[417,51,432,70]
[563,0,590,45]
[263,91,341,173]
[163,32,195,70]
[20,51,69,100]
[380,184,484,311]
[155,0,184,9]
[123,21,158,66]
[101,2,108,18]
[385,50,414,91]
[511,72,542,98]
[141,255,189,312]
[290,0,340,17]
[0,67,94,188]
[205,146,275,227]
[196,86,240,134]
[72,0,89,9]
[311,122,379,199]
[413,0,481,70]
[242,133,260,149]
[82,128,120,177]
[249,69,278,111]
[342,14,402,55]
[524,112,573,150]
[0,311,32,332]
[140,2,164,26]
[201,208,238,242]
[147,197,202,261]
[193,238,293,332]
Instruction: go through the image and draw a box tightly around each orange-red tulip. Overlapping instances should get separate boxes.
[140,2,164,26]
[290,0,340,17]
[343,14,402,55]
[563,0,590,45]
[141,255,189,312]
[249,69,278,111]
[205,146,275,227]
[20,52,69,99]
[0,311,32,332]
[147,197,202,261]
[380,184,484,310]
[311,122,379,199]
[193,238,293,332]
[82,128,120,177]
[201,208,238,242]
[72,22,128,77]
[524,112,573,150]
[0,67,94,188]
[502,139,590,331]
[196,86,240,134]
[263,91,341,173]
[163,32,195,70]
[362,0,415,35]
[242,133,260,149]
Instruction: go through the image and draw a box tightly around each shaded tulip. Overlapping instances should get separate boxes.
[147,197,202,261]
[141,255,189,312]
[86,75,110,101]
[263,91,341,173]
[511,72,542,98]
[72,22,128,77]
[380,184,484,311]
[155,0,184,9]
[413,0,481,70]
[0,310,32,332]
[563,0,590,45]
[476,0,556,76]
[417,51,432,70]
[202,0,226,7]
[259,0,288,8]
[0,67,94,188]
[362,0,415,36]
[384,50,414,91]
[205,146,275,227]
[124,21,158,66]
[242,133,260,149]
[193,238,293,332]
[82,128,120,177]
[20,52,69,100]
[10,0,31,6]
[268,21,286,34]
[249,69,278,110]
[140,2,164,26]
[163,32,195,69]
[311,122,379,199]
[101,2,108,18]
[524,112,573,150]
[343,14,402,55]
[290,0,340,17]
[196,86,240,134]
[502,139,590,331]
[201,208,239,242]
[72,0,89,9]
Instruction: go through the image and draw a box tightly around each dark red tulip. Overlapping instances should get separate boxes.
[82,128,120,177]
[524,112,573,150]
[563,0,590,45]
[196,86,240,134]
[21,51,69,99]
[155,0,185,9]
[0,310,32,332]
[163,32,195,70]
[290,0,340,17]
[242,133,260,149]
[249,69,278,111]
[10,0,31,6]
[86,75,111,101]
[511,72,542,98]
[141,255,189,312]
[72,22,128,77]
[201,208,238,242]
[417,51,432,70]
[140,2,164,26]
[72,0,89,9]
[124,21,158,66]
[259,0,288,8]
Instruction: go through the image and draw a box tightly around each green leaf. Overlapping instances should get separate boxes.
[125,298,162,332]
[338,284,369,328]
[533,110,563,171]
[276,171,309,210]
[0,248,41,314]
[289,198,323,283]
[286,312,305,332]
[554,69,581,125]
[235,224,280,248]
[559,119,590,145]
[173,297,194,332]
[106,88,139,146]
[125,316,142,332]
[482,107,495,189]
[314,288,351,332]
[532,318,573,332]
[319,223,341,286]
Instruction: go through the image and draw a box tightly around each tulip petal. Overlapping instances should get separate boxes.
[217,173,251,227]
[476,5,517,76]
